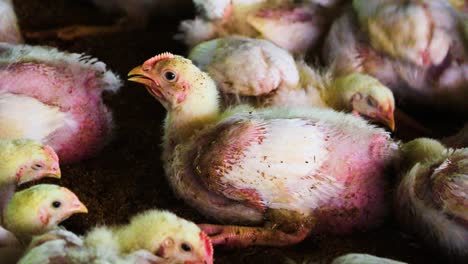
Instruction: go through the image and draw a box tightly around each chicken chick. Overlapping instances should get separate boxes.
[128,52,397,248]
[189,36,395,130]
[0,139,60,187]
[19,209,213,264]
[332,254,406,264]
[396,138,467,262]
[0,0,22,44]
[0,43,121,164]
[323,0,468,114]
[179,0,329,54]
[0,139,61,230]
[1,184,87,243]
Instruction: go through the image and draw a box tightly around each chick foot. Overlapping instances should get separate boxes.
[198,224,311,248]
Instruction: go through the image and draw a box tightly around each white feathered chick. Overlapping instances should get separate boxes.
[0,43,121,164]
[189,36,396,130]
[128,52,397,248]
[323,0,468,114]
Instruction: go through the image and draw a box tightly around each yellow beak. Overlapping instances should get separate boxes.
[61,187,89,214]
[128,66,152,86]
[384,115,395,132]
[72,202,88,214]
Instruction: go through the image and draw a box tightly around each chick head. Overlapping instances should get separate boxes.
[117,210,213,264]
[128,52,218,112]
[0,139,60,186]
[333,73,395,131]
[3,184,87,241]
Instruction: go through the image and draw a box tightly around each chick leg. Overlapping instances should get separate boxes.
[198,223,311,248]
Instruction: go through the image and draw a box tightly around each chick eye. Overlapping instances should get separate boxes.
[31,163,43,170]
[367,97,377,108]
[164,71,177,81]
[181,243,191,252]
[51,201,61,208]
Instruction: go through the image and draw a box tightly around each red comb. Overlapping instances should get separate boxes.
[200,231,214,263]
[43,145,59,163]
[143,52,175,69]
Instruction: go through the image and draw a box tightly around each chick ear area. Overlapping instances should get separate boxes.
[351,92,362,102]
[38,207,50,226]
[155,237,175,257]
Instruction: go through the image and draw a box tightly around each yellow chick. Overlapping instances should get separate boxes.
[1,184,87,243]
[128,52,397,248]
[19,209,213,264]
[0,139,61,187]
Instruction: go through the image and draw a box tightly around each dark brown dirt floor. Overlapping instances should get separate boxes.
[12,0,467,263]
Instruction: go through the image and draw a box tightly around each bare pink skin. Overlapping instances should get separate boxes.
[172,118,392,247]
[0,63,113,164]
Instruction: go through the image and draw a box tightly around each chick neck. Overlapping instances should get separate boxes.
[297,63,352,110]
[399,138,446,170]
[321,79,354,111]
[165,75,220,143]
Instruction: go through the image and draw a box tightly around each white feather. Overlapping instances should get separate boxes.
[222,118,339,212]
[0,43,121,93]
[0,93,76,143]
[176,18,216,47]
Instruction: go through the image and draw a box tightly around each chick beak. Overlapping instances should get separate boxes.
[128,66,165,100]
[378,110,395,132]
[70,200,88,214]
[43,165,61,181]
[128,66,154,86]
[61,187,88,214]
